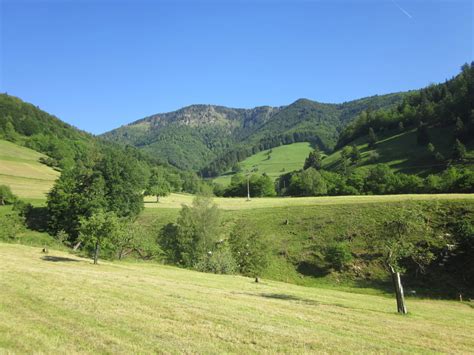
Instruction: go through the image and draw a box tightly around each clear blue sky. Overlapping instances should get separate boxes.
[1,0,472,134]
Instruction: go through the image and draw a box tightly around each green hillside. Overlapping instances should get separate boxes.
[0,140,59,200]
[323,125,474,176]
[139,193,474,297]
[213,142,313,186]
[1,243,473,353]
[101,94,404,172]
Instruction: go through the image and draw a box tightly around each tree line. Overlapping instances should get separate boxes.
[336,63,474,149]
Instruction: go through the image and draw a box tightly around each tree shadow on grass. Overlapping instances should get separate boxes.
[296,261,330,277]
[23,206,49,232]
[41,255,80,263]
[259,293,320,306]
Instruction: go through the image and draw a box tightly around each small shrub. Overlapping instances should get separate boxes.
[325,242,353,271]
[194,245,237,274]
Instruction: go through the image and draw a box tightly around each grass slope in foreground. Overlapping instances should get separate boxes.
[0,140,59,200]
[213,142,313,186]
[0,244,473,353]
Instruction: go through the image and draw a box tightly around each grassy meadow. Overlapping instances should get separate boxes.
[1,243,473,353]
[213,142,313,186]
[144,192,474,210]
[141,194,474,291]
[0,140,59,200]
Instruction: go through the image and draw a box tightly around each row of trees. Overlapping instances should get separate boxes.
[277,165,474,197]
[158,196,270,279]
[214,173,276,197]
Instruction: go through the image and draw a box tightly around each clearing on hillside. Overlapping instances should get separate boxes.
[213,142,313,186]
[0,140,59,200]
[0,243,473,353]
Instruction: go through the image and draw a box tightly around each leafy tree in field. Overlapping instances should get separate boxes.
[145,168,171,202]
[159,196,221,268]
[453,139,466,161]
[229,220,270,281]
[251,173,276,197]
[194,241,237,275]
[303,148,323,170]
[289,168,327,196]
[47,155,107,241]
[368,207,438,314]
[115,223,162,260]
[223,173,276,197]
[325,242,353,271]
[0,185,17,205]
[368,127,377,149]
[79,210,124,264]
[0,212,25,241]
[47,149,146,241]
[97,148,147,217]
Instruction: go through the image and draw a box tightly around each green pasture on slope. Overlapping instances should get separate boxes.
[1,243,473,353]
[213,142,313,186]
[0,140,59,199]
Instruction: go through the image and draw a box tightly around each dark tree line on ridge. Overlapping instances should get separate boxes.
[336,63,474,149]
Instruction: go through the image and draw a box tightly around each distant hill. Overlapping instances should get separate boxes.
[101,93,405,172]
[0,94,197,199]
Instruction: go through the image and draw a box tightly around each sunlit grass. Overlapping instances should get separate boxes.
[0,243,473,353]
[145,192,474,210]
[0,140,59,199]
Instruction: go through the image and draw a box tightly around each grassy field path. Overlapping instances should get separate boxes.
[1,243,473,353]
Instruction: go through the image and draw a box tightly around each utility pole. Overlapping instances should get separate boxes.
[246,175,251,201]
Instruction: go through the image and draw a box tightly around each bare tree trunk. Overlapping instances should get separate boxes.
[156,195,160,203]
[0,197,4,205]
[390,265,407,314]
[73,241,82,251]
[93,241,100,265]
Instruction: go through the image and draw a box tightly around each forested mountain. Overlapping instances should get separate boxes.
[0,94,205,195]
[101,93,405,173]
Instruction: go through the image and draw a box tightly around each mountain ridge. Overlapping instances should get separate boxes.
[101,93,406,171]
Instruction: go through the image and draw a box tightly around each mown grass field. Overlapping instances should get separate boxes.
[1,243,473,353]
[144,192,474,210]
[0,140,59,199]
[213,142,313,186]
